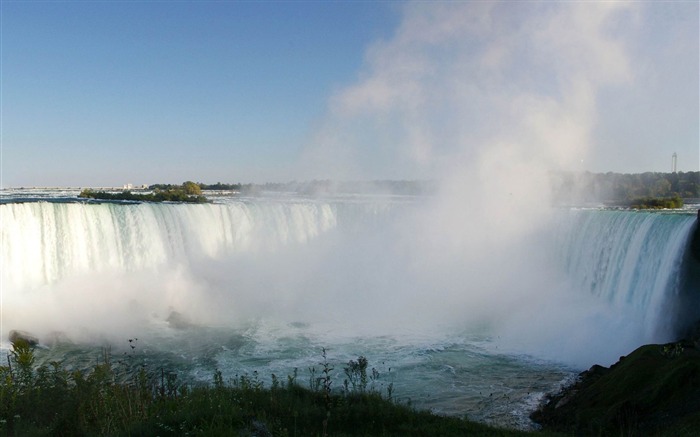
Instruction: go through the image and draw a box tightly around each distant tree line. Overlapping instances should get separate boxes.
[150,182,243,191]
[150,180,437,196]
[551,171,699,206]
[140,173,697,207]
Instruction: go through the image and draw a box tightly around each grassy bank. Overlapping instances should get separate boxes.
[532,338,700,436]
[1,341,532,437]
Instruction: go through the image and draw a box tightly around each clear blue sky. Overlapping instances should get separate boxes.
[1,1,698,187]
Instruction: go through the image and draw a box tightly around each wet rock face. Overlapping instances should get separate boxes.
[677,219,700,338]
[9,330,39,347]
[691,213,700,261]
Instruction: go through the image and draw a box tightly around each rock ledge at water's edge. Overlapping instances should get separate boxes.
[531,337,700,435]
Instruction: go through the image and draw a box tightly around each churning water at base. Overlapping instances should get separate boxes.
[1,191,697,429]
[19,320,573,430]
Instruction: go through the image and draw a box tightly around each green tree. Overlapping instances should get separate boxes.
[182,181,202,196]
[652,178,672,197]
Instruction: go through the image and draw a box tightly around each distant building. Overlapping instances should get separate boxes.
[123,183,148,190]
[672,153,678,173]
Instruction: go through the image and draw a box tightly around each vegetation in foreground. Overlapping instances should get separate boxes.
[79,181,207,203]
[532,338,700,436]
[6,335,700,436]
[0,341,530,437]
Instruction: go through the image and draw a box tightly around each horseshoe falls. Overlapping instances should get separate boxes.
[1,193,698,429]
[553,210,699,342]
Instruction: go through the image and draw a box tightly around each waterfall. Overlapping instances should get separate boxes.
[1,199,697,365]
[553,209,697,339]
[1,201,338,291]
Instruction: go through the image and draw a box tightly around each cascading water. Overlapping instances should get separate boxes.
[1,192,698,429]
[552,209,697,341]
[2,200,339,290]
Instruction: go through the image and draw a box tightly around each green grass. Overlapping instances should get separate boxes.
[532,340,700,436]
[1,340,534,437]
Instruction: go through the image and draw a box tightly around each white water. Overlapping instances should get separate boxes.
[2,200,337,290]
[554,210,695,340]
[1,193,696,429]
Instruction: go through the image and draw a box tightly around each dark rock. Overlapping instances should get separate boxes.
[44,331,72,346]
[167,311,194,329]
[674,220,700,339]
[580,364,608,380]
[8,330,39,347]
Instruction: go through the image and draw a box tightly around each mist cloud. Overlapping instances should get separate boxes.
[295,1,651,366]
[301,1,637,183]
